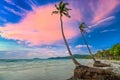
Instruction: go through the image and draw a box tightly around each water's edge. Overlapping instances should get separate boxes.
[0,59,119,80]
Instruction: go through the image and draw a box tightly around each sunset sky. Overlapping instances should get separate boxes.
[0,0,120,59]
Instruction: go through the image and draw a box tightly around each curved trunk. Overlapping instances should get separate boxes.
[80,31,96,62]
[60,14,80,66]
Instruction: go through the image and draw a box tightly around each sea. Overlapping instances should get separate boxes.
[0,59,95,80]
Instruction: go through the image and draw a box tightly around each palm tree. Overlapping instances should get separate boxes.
[79,22,96,62]
[79,22,110,67]
[52,1,80,66]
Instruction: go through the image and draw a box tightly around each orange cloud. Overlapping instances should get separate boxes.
[0,4,77,46]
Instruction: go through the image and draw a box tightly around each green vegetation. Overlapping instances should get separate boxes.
[94,43,120,60]
[110,43,120,56]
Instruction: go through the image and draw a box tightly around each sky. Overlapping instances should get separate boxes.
[0,0,120,59]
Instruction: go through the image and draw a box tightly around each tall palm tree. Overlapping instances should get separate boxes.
[79,22,111,67]
[52,1,80,66]
[79,22,96,62]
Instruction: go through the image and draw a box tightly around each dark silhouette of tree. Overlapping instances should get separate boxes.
[79,22,110,67]
[52,1,80,66]
[79,22,96,62]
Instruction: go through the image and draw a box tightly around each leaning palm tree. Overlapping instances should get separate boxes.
[52,1,80,66]
[79,22,110,67]
[79,22,96,62]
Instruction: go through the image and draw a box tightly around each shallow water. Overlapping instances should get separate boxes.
[0,59,93,80]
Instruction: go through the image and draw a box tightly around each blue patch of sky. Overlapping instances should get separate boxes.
[0,0,24,24]
[0,37,28,51]
[33,0,59,6]
[0,0,59,26]
[13,0,33,11]
[71,11,120,51]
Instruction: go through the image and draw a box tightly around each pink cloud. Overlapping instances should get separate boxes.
[0,4,77,46]
[68,0,119,27]
[92,0,119,23]
[0,0,119,46]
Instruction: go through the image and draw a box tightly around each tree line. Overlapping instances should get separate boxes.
[94,43,120,60]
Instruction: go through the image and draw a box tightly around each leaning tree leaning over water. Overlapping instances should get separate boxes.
[52,1,80,66]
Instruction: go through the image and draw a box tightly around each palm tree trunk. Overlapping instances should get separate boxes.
[60,14,80,66]
[80,31,96,62]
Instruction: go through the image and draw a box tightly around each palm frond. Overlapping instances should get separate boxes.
[62,2,69,10]
[65,8,71,11]
[79,23,87,28]
[63,12,71,18]
[80,28,87,33]
[81,22,88,28]
[55,4,59,10]
[79,22,88,33]
[52,11,59,15]
[59,1,63,10]
[60,5,64,12]
[64,2,69,5]
[63,8,71,14]
[59,1,63,7]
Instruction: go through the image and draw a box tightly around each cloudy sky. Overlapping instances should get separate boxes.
[0,0,120,59]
